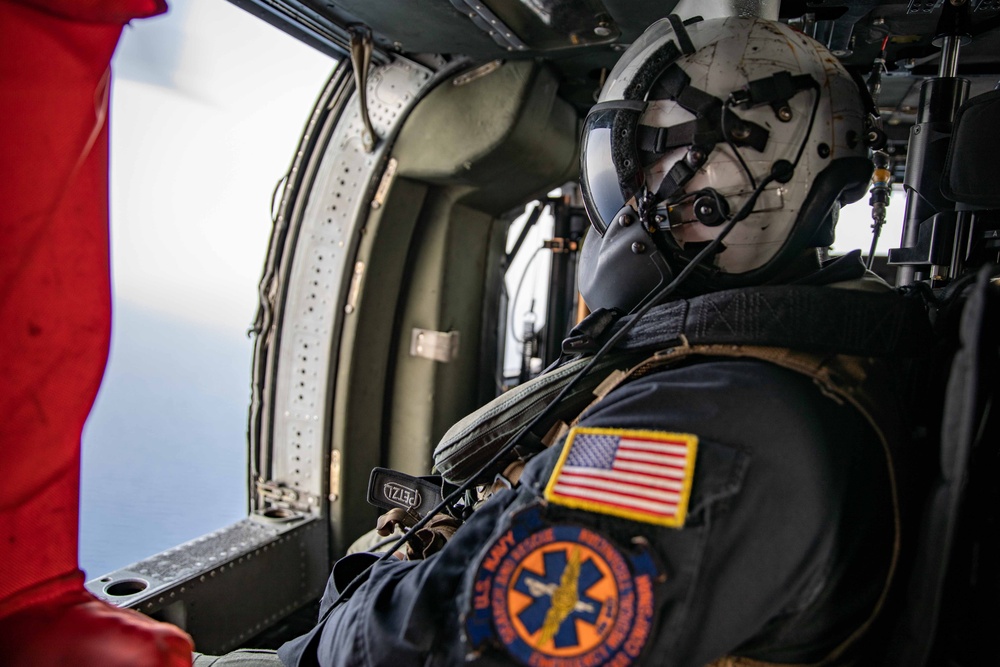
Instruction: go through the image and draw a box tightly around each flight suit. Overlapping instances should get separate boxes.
[278,264,902,667]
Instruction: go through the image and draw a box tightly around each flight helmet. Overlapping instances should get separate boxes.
[579,16,875,311]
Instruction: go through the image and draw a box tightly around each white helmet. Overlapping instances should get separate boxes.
[579,16,875,311]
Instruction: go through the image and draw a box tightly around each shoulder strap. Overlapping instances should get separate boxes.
[564,284,932,358]
[435,286,928,487]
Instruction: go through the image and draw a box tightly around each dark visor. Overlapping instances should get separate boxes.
[580,100,646,235]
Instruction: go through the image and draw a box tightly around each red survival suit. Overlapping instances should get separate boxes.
[0,1,193,663]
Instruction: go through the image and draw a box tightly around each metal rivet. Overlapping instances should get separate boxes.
[777,106,793,122]
[618,213,633,227]
[631,242,646,254]
[730,124,750,140]
[654,214,666,224]
[817,143,831,158]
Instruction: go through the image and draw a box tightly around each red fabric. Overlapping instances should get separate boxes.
[1,1,192,663]
[0,586,194,666]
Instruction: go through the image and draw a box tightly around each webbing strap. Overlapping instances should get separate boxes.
[637,118,768,159]
[665,14,696,56]
[732,71,817,114]
[439,286,929,486]
[639,62,770,198]
[564,285,932,359]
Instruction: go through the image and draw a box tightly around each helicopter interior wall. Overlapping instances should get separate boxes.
[328,60,577,550]
[326,176,431,553]
[391,60,579,212]
[385,194,499,473]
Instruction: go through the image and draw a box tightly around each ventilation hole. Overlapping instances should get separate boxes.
[105,579,148,597]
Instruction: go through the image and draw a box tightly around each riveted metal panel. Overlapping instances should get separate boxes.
[269,58,433,509]
[86,518,328,653]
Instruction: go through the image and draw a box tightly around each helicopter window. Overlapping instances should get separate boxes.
[498,188,590,390]
[833,185,905,256]
[79,0,333,578]
[832,184,906,283]
[501,200,555,389]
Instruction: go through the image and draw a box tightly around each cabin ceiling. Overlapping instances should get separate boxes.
[230,0,1000,168]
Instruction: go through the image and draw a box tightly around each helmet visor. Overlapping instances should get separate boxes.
[580,100,646,235]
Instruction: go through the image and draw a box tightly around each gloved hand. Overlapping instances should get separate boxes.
[375,510,462,560]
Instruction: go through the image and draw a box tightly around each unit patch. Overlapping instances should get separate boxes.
[544,427,698,528]
[465,505,658,666]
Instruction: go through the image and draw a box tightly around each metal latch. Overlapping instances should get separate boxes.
[255,479,318,512]
[257,479,296,503]
[410,328,460,363]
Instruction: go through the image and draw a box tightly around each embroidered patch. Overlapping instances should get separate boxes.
[465,506,658,666]
[544,426,698,528]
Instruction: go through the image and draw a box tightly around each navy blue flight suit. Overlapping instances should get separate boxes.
[279,313,896,667]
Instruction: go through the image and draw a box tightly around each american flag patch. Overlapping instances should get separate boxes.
[543,427,698,527]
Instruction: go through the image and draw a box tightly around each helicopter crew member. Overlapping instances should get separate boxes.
[208,15,918,667]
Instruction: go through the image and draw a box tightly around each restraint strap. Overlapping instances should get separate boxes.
[435,286,929,486]
[564,284,931,358]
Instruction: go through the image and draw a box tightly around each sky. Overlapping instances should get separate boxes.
[79,0,334,578]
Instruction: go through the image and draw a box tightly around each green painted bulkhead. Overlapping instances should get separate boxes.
[328,59,579,552]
